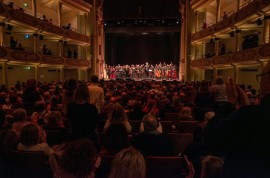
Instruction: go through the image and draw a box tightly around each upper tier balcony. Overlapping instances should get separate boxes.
[0,2,90,44]
[191,0,270,42]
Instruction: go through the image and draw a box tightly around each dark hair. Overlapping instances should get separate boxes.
[105,123,131,155]
[65,79,77,97]
[20,124,40,146]
[74,83,89,103]
[91,75,99,83]
[60,138,97,177]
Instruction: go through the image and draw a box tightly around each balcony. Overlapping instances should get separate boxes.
[191,0,269,41]
[0,2,90,44]
[0,46,91,68]
[191,43,270,68]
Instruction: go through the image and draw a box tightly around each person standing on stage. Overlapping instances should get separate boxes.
[88,75,104,113]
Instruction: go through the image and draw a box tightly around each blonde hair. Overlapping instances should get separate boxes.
[201,155,224,178]
[109,148,146,178]
[109,103,128,123]
[179,107,192,119]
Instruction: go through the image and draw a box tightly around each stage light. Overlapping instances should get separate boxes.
[25,34,30,39]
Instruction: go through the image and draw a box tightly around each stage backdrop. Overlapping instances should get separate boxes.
[105,32,180,68]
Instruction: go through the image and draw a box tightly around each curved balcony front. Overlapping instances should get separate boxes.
[0,46,91,68]
[191,43,270,69]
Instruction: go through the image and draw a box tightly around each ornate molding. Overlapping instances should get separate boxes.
[191,59,211,68]
[39,21,64,36]
[232,49,258,64]
[258,43,270,58]
[65,30,90,43]
[212,55,232,66]
[41,55,64,64]
[10,50,40,62]
[8,9,39,26]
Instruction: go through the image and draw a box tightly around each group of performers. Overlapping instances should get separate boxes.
[105,62,178,80]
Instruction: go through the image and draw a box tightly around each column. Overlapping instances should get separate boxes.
[34,65,39,81]
[213,68,218,80]
[60,67,64,82]
[84,13,88,35]
[33,33,38,53]
[58,40,63,57]
[32,0,37,18]
[193,43,197,60]
[235,29,241,51]
[195,11,198,32]
[91,0,98,76]
[214,38,220,56]
[237,0,241,11]
[233,65,238,84]
[264,15,270,43]
[216,0,221,23]
[58,1,63,27]
[0,22,5,46]
[2,62,7,87]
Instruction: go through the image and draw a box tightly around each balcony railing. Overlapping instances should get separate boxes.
[191,43,270,68]
[0,46,91,68]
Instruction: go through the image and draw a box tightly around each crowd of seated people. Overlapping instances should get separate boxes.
[0,69,269,178]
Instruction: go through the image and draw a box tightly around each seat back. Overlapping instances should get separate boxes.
[167,133,194,155]
[45,129,67,147]
[129,120,141,134]
[146,156,188,178]
[164,112,179,121]
[160,121,173,133]
[9,150,52,178]
[95,155,114,178]
[176,121,199,133]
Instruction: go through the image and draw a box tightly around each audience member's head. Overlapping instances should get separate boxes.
[44,111,62,129]
[59,138,98,177]
[200,155,224,178]
[109,103,128,123]
[109,148,146,178]
[20,124,40,146]
[74,83,89,103]
[91,75,99,84]
[142,114,158,132]
[178,106,192,120]
[13,108,27,122]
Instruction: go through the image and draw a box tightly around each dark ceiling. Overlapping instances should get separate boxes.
[103,0,180,20]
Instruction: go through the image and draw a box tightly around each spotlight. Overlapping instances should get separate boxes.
[23,3,28,7]
[25,34,30,39]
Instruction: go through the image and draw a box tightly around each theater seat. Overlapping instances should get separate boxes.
[146,156,188,178]
[176,121,199,133]
[167,133,194,155]
[95,155,114,178]
[160,121,173,133]
[164,112,179,121]
[9,150,52,178]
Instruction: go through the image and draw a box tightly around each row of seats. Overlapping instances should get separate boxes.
[3,150,189,178]
[124,120,199,134]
